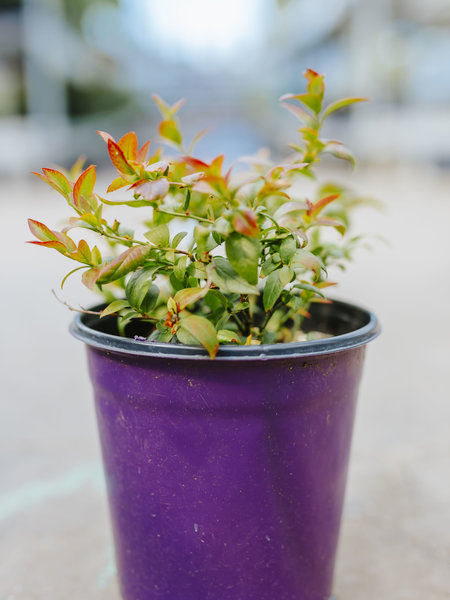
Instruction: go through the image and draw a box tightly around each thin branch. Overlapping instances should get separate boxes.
[52,289,103,315]
[155,207,214,224]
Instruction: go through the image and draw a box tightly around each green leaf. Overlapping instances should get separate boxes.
[140,284,159,313]
[144,224,170,247]
[174,255,187,281]
[172,231,188,248]
[178,315,219,358]
[126,266,159,309]
[279,265,294,286]
[100,299,130,318]
[225,232,260,285]
[211,257,259,295]
[279,236,297,264]
[260,257,280,277]
[217,330,242,344]
[174,286,209,311]
[194,225,211,253]
[263,269,283,311]
[321,97,367,120]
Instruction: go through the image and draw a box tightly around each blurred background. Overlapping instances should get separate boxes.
[1,1,449,599]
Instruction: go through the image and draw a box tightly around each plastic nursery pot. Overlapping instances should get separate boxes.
[71,299,379,600]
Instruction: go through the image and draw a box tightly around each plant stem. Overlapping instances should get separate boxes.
[156,207,213,224]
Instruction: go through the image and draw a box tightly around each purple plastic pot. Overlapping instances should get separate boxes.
[71,299,379,600]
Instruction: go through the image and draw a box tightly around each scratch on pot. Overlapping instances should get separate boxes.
[0,462,104,522]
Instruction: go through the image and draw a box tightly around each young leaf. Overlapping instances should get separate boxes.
[321,97,368,120]
[144,224,170,247]
[159,119,182,146]
[117,132,138,161]
[225,233,260,285]
[107,139,136,176]
[28,219,58,242]
[178,315,219,358]
[136,140,151,162]
[107,177,129,193]
[39,168,71,198]
[73,165,96,208]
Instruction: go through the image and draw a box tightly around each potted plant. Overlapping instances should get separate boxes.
[28,69,379,600]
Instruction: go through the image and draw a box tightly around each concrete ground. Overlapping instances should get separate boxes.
[1,165,449,599]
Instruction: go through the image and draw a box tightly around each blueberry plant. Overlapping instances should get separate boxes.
[29,69,367,358]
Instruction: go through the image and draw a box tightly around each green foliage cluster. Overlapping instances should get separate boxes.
[29,69,368,358]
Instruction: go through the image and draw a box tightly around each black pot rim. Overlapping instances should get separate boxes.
[70,298,380,361]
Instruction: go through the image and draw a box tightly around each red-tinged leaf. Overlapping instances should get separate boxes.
[178,315,219,359]
[40,168,71,197]
[317,281,337,289]
[107,177,129,193]
[118,132,138,161]
[107,139,136,176]
[232,209,260,238]
[174,286,209,311]
[97,130,115,144]
[136,140,151,162]
[309,194,340,216]
[32,171,50,184]
[82,267,102,289]
[96,245,152,284]
[28,219,58,242]
[53,230,77,252]
[209,155,224,176]
[322,97,368,120]
[28,240,66,252]
[280,102,314,125]
[313,218,346,235]
[292,249,323,279]
[178,156,209,171]
[73,165,96,208]
[304,69,325,97]
[158,119,182,146]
